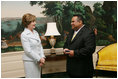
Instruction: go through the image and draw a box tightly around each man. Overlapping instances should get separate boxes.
[63,15,96,78]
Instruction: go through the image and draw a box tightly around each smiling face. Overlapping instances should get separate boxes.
[71,16,83,31]
[22,13,36,30]
[27,21,36,31]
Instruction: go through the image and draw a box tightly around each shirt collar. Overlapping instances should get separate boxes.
[24,28,35,34]
[74,25,84,34]
[24,28,40,40]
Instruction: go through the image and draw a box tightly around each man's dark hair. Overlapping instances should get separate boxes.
[73,14,84,23]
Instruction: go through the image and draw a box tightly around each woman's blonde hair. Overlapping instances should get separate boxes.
[22,13,36,28]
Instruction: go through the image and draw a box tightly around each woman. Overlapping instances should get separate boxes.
[21,13,45,78]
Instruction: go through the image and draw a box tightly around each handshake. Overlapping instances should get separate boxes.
[63,48,74,57]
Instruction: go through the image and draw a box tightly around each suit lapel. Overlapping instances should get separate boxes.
[69,30,74,43]
[70,30,74,40]
[29,32,40,42]
[24,28,39,41]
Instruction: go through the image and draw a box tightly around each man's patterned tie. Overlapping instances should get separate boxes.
[71,32,77,41]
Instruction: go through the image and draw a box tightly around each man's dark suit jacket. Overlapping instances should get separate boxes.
[63,26,96,77]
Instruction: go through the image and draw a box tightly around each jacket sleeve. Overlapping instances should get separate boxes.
[37,32,46,58]
[21,34,41,63]
[74,30,96,57]
[40,42,46,58]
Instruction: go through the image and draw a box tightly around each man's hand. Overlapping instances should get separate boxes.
[68,50,74,57]
[63,49,74,57]
[63,48,69,54]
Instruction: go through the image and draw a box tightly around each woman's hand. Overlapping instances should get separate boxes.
[39,63,43,67]
[40,58,45,64]
[39,58,45,67]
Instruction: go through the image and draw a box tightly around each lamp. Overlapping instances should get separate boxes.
[45,22,61,54]
[1,37,8,49]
